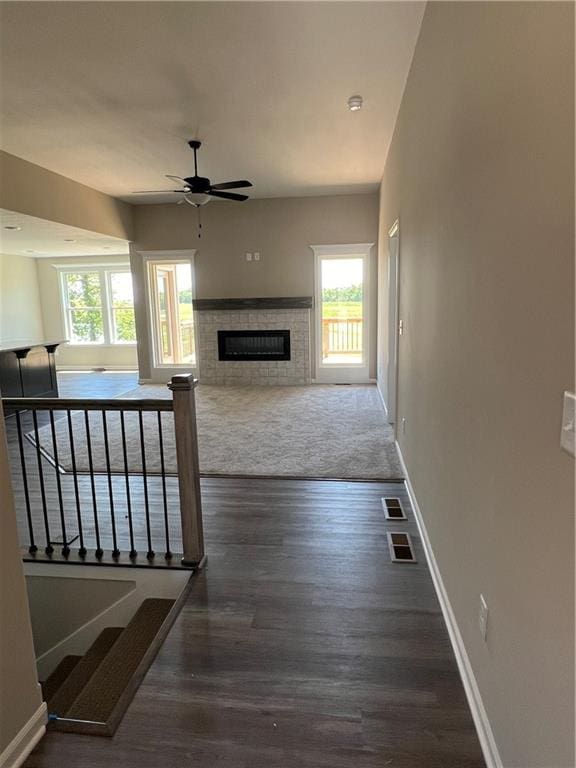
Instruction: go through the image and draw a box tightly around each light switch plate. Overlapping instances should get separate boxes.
[561,391,575,457]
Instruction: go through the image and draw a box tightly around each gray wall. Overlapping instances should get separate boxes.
[378,3,574,766]
[26,576,135,657]
[0,253,44,344]
[0,404,44,754]
[131,193,379,380]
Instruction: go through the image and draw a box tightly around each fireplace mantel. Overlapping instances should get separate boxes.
[193,296,313,311]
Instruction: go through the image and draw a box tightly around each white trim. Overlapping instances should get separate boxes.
[137,249,197,379]
[386,219,400,427]
[56,365,138,372]
[311,243,373,384]
[0,702,47,768]
[395,441,503,768]
[310,243,375,257]
[58,265,136,346]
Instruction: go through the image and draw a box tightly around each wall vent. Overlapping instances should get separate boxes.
[387,532,416,563]
[381,497,406,520]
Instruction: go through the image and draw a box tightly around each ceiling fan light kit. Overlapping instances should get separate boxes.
[347,94,363,111]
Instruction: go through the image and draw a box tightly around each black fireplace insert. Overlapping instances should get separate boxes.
[217,330,291,361]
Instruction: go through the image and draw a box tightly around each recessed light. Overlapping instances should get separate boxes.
[347,95,363,112]
[4,225,22,231]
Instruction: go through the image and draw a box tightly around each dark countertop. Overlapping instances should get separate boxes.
[0,340,66,354]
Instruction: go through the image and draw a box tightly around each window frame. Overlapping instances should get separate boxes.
[59,266,136,347]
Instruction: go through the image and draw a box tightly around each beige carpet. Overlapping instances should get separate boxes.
[32,384,403,480]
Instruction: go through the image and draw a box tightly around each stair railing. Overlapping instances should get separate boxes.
[2,374,205,569]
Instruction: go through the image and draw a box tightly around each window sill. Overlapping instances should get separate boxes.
[65,343,137,348]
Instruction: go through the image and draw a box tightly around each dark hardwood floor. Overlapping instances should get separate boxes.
[56,370,139,399]
[17,373,484,767]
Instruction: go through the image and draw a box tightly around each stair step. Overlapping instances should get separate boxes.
[66,598,174,725]
[42,655,81,702]
[48,627,123,717]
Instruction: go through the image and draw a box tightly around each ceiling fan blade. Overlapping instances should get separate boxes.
[166,174,191,188]
[208,190,249,202]
[132,189,185,194]
[210,180,253,191]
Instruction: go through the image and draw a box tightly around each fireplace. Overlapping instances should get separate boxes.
[218,330,291,361]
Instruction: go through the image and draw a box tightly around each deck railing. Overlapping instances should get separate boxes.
[2,374,205,570]
[322,317,363,355]
[180,319,195,361]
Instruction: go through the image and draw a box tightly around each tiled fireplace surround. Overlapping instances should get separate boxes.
[194,297,312,386]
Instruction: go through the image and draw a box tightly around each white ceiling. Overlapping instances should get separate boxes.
[0,2,425,205]
[0,209,129,258]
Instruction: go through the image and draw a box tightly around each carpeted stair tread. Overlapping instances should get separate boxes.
[41,655,81,703]
[66,598,174,724]
[48,627,123,717]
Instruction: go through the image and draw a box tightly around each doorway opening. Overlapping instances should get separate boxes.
[312,244,373,383]
[148,261,196,367]
[387,221,400,425]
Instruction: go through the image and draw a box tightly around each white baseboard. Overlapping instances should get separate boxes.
[395,441,503,768]
[0,702,47,768]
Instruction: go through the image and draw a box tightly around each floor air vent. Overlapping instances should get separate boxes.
[382,497,406,520]
[387,532,417,563]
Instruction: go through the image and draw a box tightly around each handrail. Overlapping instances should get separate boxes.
[3,374,204,570]
[2,397,174,412]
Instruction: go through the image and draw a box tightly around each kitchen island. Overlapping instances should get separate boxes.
[0,340,65,403]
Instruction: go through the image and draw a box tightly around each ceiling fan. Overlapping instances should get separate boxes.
[133,140,253,207]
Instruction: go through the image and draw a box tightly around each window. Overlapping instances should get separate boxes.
[61,268,136,345]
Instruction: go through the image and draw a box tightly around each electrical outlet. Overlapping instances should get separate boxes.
[254,252,261,261]
[401,417,406,435]
[246,252,252,261]
[478,594,489,641]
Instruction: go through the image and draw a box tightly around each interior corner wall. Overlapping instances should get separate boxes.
[36,255,138,370]
[0,403,44,757]
[131,193,379,381]
[0,253,45,344]
[377,3,574,766]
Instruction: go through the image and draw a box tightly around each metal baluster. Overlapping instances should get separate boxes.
[67,410,86,556]
[120,411,137,558]
[49,411,69,556]
[15,410,36,553]
[157,411,171,559]
[102,411,120,559]
[84,411,103,558]
[32,410,53,554]
[138,411,154,560]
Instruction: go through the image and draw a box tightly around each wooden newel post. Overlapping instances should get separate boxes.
[168,374,206,569]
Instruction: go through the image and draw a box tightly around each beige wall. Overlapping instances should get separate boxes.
[132,193,379,380]
[0,151,133,241]
[37,254,138,369]
[0,253,44,344]
[26,576,135,657]
[378,3,574,767]
[0,404,44,756]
